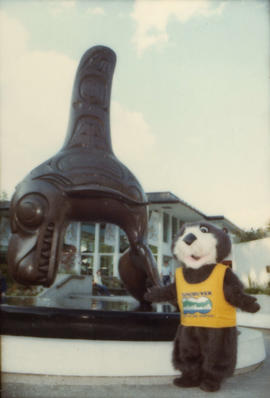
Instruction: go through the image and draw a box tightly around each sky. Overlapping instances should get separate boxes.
[0,0,269,230]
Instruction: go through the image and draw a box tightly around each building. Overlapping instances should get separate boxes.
[0,192,242,283]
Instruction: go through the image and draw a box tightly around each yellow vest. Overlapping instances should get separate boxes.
[175,264,236,328]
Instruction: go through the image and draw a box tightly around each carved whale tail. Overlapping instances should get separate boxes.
[63,45,116,153]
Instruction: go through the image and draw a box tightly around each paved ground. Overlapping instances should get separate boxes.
[1,328,269,398]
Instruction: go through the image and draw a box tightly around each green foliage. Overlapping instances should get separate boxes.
[102,275,125,289]
[1,262,43,296]
[235,227,267,243]
[6,283,42,296]
[1,262,13,285]
[0,191,9,200]
[244,286,270,296]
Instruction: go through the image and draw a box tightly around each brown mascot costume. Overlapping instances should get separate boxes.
[145,222,260,392]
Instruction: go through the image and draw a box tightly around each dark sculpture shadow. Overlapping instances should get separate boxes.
[8,45,161,304]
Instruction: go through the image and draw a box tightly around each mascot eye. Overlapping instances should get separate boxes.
[16,195,46,228]
[200,225,209,233]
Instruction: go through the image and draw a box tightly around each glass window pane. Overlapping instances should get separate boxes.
[179,220,184,229]
[99,223,115,253]
[81,255,94,275]
[119,228,129,253]
[148,211,159,242]
[172,217,178,240]
[100,255,114,277]
[0,215,11,254]
[81,223,95,253]
[149,244,158,254]
[59,244,77,274]
[149,245,158,262]
[163,213,169,243]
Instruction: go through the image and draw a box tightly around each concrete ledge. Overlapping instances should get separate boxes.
[1,327,266,377]
[1,330,269,398]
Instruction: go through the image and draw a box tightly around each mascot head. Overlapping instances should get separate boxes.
[172,222,231,269]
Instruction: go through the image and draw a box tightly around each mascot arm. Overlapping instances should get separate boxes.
[223,268,260,313]
[144,282,177,303]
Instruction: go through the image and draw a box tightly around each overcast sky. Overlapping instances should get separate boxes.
[0,0,269,230]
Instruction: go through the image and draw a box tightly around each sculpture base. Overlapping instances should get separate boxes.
[0,295,178,341]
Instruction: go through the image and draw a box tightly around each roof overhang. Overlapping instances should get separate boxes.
[146,192,243,234]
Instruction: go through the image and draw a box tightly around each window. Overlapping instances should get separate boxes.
[149,245,158,262]
[80,223,95,276]
[59,244,76,274]
[81,223,95,253]
[99,223,115,253]
[81,255,94,276]
[163,255,172,264]
[119,228,129,253]
[163,213,170,243]
[179,220,184,229]
[0,215,11,260]
[172,217,178,240]
[100,255,114,277]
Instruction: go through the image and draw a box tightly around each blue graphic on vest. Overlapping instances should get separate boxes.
[182,296,213,315]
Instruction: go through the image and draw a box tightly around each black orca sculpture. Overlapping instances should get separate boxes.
[8,45,160,303]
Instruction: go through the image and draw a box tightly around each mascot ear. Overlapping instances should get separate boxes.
[223,227,228,234]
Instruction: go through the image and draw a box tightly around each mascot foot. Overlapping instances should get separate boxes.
[200,379,221,392]
[173,375,201,388]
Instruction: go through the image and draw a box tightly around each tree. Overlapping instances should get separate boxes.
[235,227,267,243]
[0,191,9,201]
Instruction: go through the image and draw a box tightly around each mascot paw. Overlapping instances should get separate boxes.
[200,379,221,392]
[144,286,161,302]
[248,301,260,313]
[173,375,201,388]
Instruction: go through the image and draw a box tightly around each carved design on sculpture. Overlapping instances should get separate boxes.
[8,45,160,302]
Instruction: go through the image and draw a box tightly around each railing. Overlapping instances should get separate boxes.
[55,275,85,289]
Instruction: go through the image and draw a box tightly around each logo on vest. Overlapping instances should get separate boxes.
[182,296,213,315]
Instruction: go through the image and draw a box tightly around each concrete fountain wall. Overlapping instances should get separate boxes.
[1,294,266,377]
[1,323,266,377]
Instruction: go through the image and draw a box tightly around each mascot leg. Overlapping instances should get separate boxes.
[199,328,237,392]
[172,326,202,388]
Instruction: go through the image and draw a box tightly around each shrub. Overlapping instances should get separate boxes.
[1,262,43,296]
[244,286,270,296]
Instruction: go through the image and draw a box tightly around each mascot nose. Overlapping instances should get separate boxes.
[183,233,197,246]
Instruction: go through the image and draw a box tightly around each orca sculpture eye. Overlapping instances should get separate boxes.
[16,195,46,228]
[200,225,209,233]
